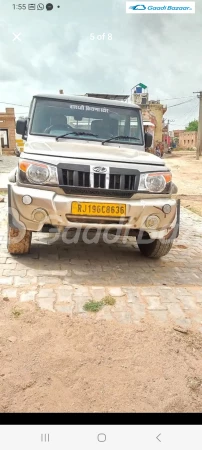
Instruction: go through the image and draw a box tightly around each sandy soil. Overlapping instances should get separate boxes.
[1,300,202,413]
[165,150,202,216]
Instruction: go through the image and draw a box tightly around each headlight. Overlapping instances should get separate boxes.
[27,164,49,184]
[138,172,172,193]
[19,160,58,185]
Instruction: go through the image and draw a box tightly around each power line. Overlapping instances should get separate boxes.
[1,95,196,109]
[0,95,196,108]
[0,101,29,107]
[150,95,195,101]
[170,100,198,124]
[183,105,198,125]
[167,98,196,109]
[165,96,195,101]
[166,99,198,129]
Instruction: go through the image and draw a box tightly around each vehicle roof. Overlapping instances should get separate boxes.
[33,94,140,109]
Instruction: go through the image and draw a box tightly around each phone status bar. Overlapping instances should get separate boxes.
[12,3,61,11]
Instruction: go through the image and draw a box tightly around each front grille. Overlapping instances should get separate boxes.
[58,164,139,197]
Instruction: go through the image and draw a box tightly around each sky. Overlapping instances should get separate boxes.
[0,0,201,130]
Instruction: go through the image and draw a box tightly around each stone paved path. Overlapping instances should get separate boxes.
[0,156,18,173]
[0,199,202,330]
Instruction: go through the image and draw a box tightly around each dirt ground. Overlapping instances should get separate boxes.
[165,149,202,216]
[1,299,202,413]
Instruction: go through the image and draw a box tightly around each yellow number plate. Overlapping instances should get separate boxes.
[71,202,126,217]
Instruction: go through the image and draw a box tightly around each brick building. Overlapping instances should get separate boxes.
[179,131,198,149]
[149,101,167,143]
[173,129,184,139]
[132,92,167,145]
[142,109,156,150]
[0,108,16,154]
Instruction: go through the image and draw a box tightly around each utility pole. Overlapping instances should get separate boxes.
[164,119,174,152]
[193,91,202,160]
[164,120,169,153]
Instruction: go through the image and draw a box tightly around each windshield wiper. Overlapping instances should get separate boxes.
[56,131,98,141]
[102,135,140,145]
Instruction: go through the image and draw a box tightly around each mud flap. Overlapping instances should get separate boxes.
[167,199,180,240]
[8,184,25,230]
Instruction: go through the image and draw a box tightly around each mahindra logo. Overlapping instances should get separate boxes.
[92,166,108,174]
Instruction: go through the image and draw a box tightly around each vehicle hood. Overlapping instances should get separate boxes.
[24,140,165,166]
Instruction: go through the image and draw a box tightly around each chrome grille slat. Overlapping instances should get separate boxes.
[120,174,125,190]
[73,170,78,186]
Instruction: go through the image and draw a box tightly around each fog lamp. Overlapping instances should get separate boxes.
[32,209,48,222]
[145,215,160,229]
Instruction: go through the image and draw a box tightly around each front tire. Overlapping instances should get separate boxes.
[7,225,32,255]
[137,237,173,259]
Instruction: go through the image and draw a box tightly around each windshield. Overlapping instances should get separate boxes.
[30,98,144,145]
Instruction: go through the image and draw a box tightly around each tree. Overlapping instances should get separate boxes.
[185,120,198,132]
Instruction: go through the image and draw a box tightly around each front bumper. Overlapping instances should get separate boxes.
[8,184,180,239]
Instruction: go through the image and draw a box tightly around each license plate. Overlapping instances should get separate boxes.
[71,202,126,217]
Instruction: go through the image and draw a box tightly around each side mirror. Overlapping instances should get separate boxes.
[145,132,152,148]
[16,119,27,137]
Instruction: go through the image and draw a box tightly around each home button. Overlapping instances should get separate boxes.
[97,433,106,442]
